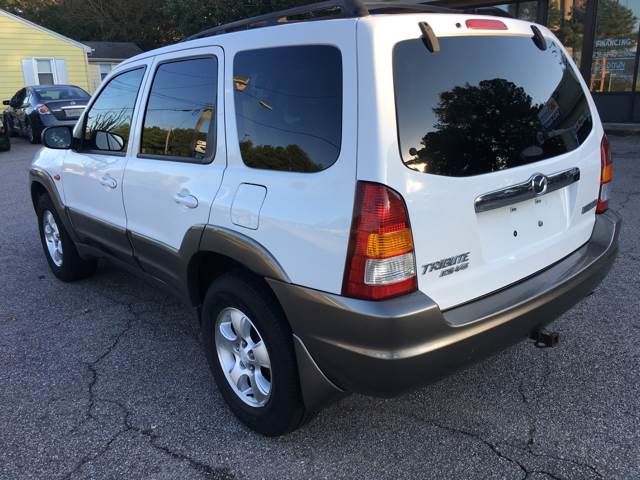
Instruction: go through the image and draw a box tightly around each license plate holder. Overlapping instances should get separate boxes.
[64,108,83,118]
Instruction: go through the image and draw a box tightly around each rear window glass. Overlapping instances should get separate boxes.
[393,36,592,177]
[34,86,89,101]
[233,45,342,173]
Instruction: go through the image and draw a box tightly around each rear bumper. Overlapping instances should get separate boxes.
[39,115,78,129]
[269,210,621,397]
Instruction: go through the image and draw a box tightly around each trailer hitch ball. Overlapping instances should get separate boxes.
[530,328,560,348]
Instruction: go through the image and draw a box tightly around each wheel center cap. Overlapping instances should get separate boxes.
[239,348,250,365]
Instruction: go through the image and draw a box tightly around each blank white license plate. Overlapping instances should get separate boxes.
[65,108,83,118]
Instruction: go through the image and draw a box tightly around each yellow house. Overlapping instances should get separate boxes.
[0,8,91,101]
[82,41,143,93]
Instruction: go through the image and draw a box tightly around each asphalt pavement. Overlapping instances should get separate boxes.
[1,136,639,479]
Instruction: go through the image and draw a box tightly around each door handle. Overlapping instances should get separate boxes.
[99,175,117,189]
[174,192,198,209]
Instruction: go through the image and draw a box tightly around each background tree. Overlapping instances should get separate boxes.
[0,0,315,49]
[547,0,637,60]
[416,79,546,176]
[240,140,321,172]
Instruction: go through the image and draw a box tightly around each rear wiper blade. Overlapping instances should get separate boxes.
[419,21,440,53]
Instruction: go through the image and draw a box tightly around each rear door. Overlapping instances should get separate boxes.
[358,16,603,310]
[122,47,226,287]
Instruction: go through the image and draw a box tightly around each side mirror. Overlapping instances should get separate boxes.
[93,130,125,152]
[42,126,73,150]
[2,100,9,106]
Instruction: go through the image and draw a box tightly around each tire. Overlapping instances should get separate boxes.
[4,115,18,137]
[36,194,97,281]
[201,272,307,436]
[27,119,41,144]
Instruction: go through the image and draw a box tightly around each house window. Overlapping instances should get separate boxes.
[99,63,113,81]
[35,59,55,85]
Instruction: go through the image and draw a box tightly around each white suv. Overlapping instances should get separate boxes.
[30,0,620,435]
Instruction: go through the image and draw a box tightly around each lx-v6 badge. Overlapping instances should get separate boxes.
[422,252,471,278]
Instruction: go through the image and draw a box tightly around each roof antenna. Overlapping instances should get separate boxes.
[419,21,440,53]
[531,25,547,51]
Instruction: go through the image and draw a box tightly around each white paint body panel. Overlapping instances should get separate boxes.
[231,184,267,230]
[61,57,152,230]
[356,15,603,309]
[122,46,227,250]
[209,20,359,294]
[36,13,606,310]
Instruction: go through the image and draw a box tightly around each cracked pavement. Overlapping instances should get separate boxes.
[1,136,639,479]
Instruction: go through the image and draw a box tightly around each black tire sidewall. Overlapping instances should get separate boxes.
[36,195,95,281]
[27,120,40,144]
[201,273,305,436]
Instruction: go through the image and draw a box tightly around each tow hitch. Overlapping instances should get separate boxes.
[530,328,560,348]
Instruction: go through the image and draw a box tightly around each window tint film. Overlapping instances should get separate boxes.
[141,57,217,160]
[233,46,342,173]
[84,67,145,153]
[394,36,592,177]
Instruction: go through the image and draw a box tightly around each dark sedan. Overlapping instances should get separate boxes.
[2,85,90,144]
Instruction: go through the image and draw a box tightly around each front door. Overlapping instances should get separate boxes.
[62,62,149,261]
[122,48,226,288]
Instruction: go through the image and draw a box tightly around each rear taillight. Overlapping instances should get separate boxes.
[342,182,417,301]
[37,104,50,115]
[465,19,508,30]
[597,134,613,213]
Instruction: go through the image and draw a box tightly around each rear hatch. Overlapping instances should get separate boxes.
[358,15,603,310]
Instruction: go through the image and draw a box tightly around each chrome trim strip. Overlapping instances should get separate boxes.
[474,167,580,213]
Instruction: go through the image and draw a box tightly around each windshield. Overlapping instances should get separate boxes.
[34,86,89,102]
[393,35,592,177]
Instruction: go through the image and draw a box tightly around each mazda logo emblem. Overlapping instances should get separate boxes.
[531,174,548,195]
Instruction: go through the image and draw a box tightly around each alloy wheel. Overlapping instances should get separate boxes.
[215,307,272,407]
[42,210,63,267]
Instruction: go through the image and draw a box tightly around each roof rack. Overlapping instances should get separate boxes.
[185,0,458,41]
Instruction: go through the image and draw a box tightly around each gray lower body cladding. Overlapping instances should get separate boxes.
[269,210,621,397]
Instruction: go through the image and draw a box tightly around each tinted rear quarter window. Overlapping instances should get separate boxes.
[141,57,218,162]
[233,45,342,173]
[393,36,592,177]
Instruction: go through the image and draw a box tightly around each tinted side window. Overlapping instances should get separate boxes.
[233,46,342,173]
[141,57,218,161]
[83,67,145,153]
